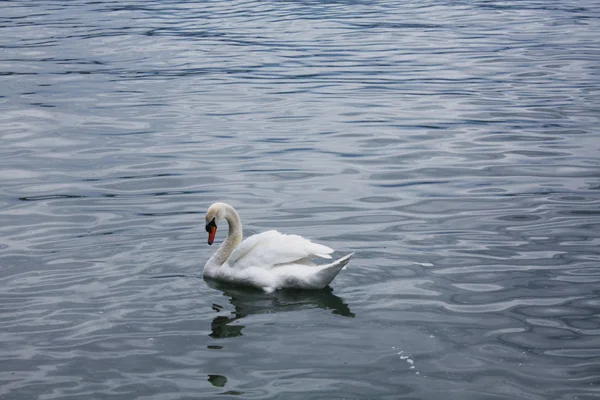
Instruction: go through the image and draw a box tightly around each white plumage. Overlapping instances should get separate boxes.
[203,203,353,293]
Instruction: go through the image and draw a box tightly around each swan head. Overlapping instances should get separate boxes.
[205,202,227,245]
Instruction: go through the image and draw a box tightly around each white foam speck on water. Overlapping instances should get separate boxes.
[392,347,419,374]
[414,262,434,267]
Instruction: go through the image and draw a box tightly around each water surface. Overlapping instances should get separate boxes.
[1,1,600,399]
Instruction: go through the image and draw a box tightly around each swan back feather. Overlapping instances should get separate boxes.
[226,230,333,270]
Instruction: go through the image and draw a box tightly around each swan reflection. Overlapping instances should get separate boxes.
[206,280,354,340]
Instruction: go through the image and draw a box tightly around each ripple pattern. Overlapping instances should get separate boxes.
[1,0,600,399]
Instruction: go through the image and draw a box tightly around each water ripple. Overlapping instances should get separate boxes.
[2,0,600,399]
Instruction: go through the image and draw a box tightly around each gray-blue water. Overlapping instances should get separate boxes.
[1,1,599,399]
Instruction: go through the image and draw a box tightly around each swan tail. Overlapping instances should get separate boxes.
[315,252,354,288]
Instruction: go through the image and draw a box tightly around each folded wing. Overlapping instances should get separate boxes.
[226,230,333,270]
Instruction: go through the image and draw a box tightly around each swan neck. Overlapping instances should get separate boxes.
[209,204,243,267]
[224,204,243,241]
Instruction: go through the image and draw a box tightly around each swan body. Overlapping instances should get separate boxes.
[203,202,353,293]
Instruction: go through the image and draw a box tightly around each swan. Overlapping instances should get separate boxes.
[203,202,353,293]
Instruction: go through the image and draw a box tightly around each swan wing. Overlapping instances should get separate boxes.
[226,230,333,270]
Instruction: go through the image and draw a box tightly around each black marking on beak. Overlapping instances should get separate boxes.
[205,218,216,232]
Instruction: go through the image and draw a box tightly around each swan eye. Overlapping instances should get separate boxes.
[205,218,216,232]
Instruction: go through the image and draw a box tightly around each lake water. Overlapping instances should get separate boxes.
[1,1,599,399]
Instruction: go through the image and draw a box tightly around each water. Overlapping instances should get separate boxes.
[1,0,599,398]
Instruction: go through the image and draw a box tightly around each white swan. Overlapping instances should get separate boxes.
[203,202,353,293]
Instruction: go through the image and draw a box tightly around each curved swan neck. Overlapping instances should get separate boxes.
[208,203,243,267]
[223,203,243,241]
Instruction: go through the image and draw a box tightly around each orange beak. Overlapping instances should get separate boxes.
[207,225,216,245]
[206,218,217,245]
